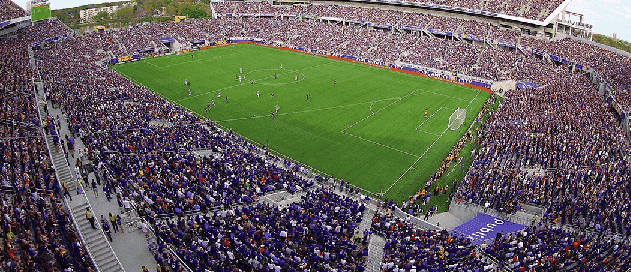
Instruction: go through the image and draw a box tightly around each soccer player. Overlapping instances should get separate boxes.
[280,64,283,69]
[424,109,428,118]
[295,75,298,81]
[251,80,254,86]
[188,86,191,96]
[185,79,188,85]
[211,99,215,106]
[306,93,310,101]
[271,93,274,98]
[239,75,242,83]
[270,111,275,119]
[191,53,194,58]
[218,92,221,98]
[334,79,337,85]
[275,105,279,113]
[240,67,242,73]
[225,95,228,103]
[257,90,260,97]
[235,75,238,82]
[274,74,277,79]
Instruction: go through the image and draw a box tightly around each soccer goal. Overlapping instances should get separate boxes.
[448,107,466,131]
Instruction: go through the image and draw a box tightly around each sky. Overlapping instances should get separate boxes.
[565,0,631,40]
[10,0,631,40]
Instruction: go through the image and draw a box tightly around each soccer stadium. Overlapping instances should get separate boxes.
[0,0,630,271]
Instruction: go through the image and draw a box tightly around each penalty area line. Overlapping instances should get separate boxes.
[383,125,449,196]
[341,131,421,157]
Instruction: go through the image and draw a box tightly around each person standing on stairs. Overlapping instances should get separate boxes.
[62,182,72,201]
[85,208,96,229]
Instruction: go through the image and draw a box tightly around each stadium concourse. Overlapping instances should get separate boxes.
[1,0,631,271]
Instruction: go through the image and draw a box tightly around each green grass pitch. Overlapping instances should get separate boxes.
[113,44,490,204]
[31,5,51,22]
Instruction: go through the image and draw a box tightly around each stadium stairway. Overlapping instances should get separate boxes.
[366,234,386,272]
[34,85,126,272]
[70,201,126,272]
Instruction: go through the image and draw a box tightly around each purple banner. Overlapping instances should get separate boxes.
[452,213,525,244]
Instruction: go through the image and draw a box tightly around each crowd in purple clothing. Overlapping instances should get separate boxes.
[154,189,366,272]
[214,0,562,21]
[0,0,26,22]
[485,226,631,271]
[11,1,631,271]
[457,71,630,233]
[99,141,314,218]
[0,23,95,272]
[372,212,492,271]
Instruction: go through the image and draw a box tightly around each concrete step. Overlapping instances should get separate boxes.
[101,259,124,272]
[366,234,386,272]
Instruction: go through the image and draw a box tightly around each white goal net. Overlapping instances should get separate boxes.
[448,107,466,131]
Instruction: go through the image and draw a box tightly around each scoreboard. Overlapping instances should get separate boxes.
[31,0,52,21]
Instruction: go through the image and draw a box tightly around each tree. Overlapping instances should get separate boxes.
[115,5,134,21]
[93,11,110,22]
[181,7,206,18]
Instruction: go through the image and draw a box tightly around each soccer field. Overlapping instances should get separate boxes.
[113,44,490,204]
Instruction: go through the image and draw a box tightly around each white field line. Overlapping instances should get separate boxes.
[416,106,452,129]
[341,132,421,157]
[341,88,424,133]
[417,130,440,137]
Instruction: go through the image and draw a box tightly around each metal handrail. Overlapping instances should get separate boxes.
[140,217,194,272]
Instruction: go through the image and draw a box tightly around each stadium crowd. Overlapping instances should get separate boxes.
[0,0,26,22]
[1,0,630,271]
[457,71,630,234]
[214,0,562,21]
[154,189,367,271]
[372,212,492,271]
[0,18,95,272]
[485,226,631,271]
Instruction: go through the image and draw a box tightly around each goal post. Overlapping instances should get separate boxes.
[448,107,466,131]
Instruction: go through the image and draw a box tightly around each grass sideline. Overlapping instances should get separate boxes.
[113,44,491,204]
